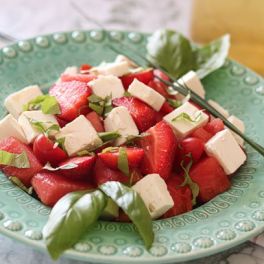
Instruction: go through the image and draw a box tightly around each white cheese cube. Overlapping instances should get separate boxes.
[208,99,229,119]
[18,111,59,144]
[115,54,137,68]
[4,85,43,118]
[0,114,27,143]
[227,115,245,146]
[91,61,130,77]
[163,101,209,138]
[177,71,206,99]
[128,79,165,111]
[132,174,174,219]
[104,106,139,146]
[88,75,125,99]
[56,115,102,156]
[56,66,79,83]
[205,129,246,175]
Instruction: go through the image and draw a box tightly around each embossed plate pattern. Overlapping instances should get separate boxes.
[0,30,264,263]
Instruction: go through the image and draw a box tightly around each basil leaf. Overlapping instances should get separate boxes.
[24,95,61,115]
[89,103,104,116]
[147,29,195,79]
[147,29,230,79]
[88,94,113,117]
[101,147,120,153]
[43,190,107,260]
[98,131,120,142]
[118,147,129,176]
[99,181,154,249]
[28,118,60,137]
[125,133,150,145]
[56,137,66,152]
[180,155,199,205]
[43,162,78,171]
[172,110,203,123]
[9,176,33,194]
[167,98,182,108]
[104,95,113,116]
[76,150,95,157]
[0,150,30,168]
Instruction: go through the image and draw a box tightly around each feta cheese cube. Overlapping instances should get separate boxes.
[115,54,137,68]
[56,115,102,156]
[208,99,229,119]
[4,85,43,118]
[227,115,245,146]
[104,106,139,146]
[177,71,206,99]
[128,79,165,111]
[205,129,246,175]
[132,174,174,219]
[18,111,59,144]
[56,66,79,83]
[88,75,125,99]
[163,101,209,138]
[91,61,130,77]
[0,114,27,143]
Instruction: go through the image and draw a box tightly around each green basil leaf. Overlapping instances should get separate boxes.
[43,162,78,171]
[125,133,150,145]
[167,98,182,108]
[103,95,113,116]
[56,137,66,152]
[88,94,112,117]
[99,181,154,249]
[43,190,107,260]
[101,147,120,153]
[76,150,95,157]
[9,176,33,194]
[117,147,129,176]
[0,150,30,168]
[24,95,61,115]
[180,154,199,205]
[89,103,104,116]
[28,118,60,137]
[172,110,204,123]
[98,131,120,142]
[147,29,195,79]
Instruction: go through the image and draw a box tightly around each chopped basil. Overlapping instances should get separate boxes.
[98,131,120,142]
[9,176,33,194]
[23,95,61,115]
[56,137,66,152]
[167,98,182,108]
[43,162,78,171]
[99,181,154,249]
[28,118,60,137]
[0,150,30,168]
[117,147,129,176]
[172,110,204,123]
[76,150,95,157]
[43,190,107,260]
[101,146,120,153]
[88,94,113,117]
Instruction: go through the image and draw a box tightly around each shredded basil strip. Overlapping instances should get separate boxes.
[172,110,203,123]
[117,147,130,176]
[43,162,78,171]
[98,131,120,142]
[9,176,33,194]
[0,150,30,168]
[88,94,113,117]
[28,118,60,137]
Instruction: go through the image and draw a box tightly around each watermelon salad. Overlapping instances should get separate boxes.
[0,55,247,257]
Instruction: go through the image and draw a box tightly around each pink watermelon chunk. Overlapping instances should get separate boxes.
[60,73,96,83]
[0,137,42,187]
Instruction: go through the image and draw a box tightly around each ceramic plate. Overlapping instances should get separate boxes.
[0,30,264,263]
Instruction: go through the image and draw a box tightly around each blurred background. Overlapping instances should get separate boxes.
[0,0,263,74]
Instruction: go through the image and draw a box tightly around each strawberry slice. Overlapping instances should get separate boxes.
[60,73,96,83]
[190,157,231,203]
[204,118,225,135]
[98,147,144,170]
[49,81,92,121]
[93,159,128,186]
[191,127,213,143]
[0,137,42,187]
[160,101,174,114]
[139,121,177,179]
[113,96,157,132]
[86,111,104,132]
[58,156,96,181]
[32,171,94,206]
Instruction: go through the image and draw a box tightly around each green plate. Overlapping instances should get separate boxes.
[0,30,264,263]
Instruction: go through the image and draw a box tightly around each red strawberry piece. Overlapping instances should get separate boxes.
[147,80,173,99]
[55,116,68,128]
[0,137,42,187]
[60,73,96,83]
[120,69,154,89]
[32,171,94,206]
[204,118,224,135]
[113,96,157,132]
[80,64,92,72]
[33,134,68,166]
[139,121,177,180]
[190,157,231,203]
[49,81,92,121]
[58,156,96,181]
[153,69,170,82]
[116,210,131,222]
[191,127,213,143]
[86,111,105,132]
[160,101,174,114]
[98,147,144,170]
[130,168,143,185]
[93,159,128,186]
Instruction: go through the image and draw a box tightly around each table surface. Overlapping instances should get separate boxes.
[0,0,264,263]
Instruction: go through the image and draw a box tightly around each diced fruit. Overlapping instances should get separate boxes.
[120,69,154,89]
[98,147,144,170]
[160,101,174,114]
[93,159,128,186]
[60,74,96,83]
[190,157,231,202]
[153,69,170,82]
[164,175,192,218]
[80,64,92,72]
[148,80,172,98]
[58,156,96,181]
[86,111,104,132]
[139,121,177,179]
[113,97,157,132]
[33,135,68,166]
[0,137,42,187]
[204,118,224,135]
[49,81,92,121]
[130,168,143,184]
[55,116,68,128]
[32,171,94,206]
[116,210,130,222]
[191,127,213,142]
